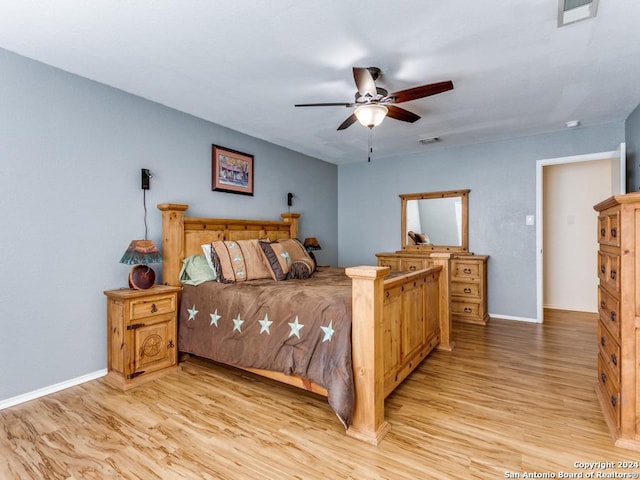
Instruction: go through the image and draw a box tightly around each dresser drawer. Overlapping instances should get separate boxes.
[597,212,620,247]
[452,300,479,317]
[598,251,620,293]
[598,355,621,430]
[401,259,430,272]
[451,282,480,298]
[452,260,481,280]
[377,256,401,271]
[598,285,620,338]
[598,321,621,383]
[130,293,177,320]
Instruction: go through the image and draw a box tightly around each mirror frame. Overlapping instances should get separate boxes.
[400,189,470,253]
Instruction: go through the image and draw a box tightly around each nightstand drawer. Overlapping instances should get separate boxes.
[130,294,177,320]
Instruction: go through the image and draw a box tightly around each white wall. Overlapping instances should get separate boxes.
[0,48,338,403]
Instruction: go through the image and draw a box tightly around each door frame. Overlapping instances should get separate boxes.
[535,144,626,323]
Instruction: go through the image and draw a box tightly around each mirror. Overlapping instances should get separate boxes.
[400,189,469,252]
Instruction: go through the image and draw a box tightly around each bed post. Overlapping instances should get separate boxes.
[280,213,300,239]
[344,265,392,445]
[157,203,189,287]
[431,253,454,351]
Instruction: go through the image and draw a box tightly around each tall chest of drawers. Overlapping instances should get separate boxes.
[376,252,489,325]
[594,193,640,451]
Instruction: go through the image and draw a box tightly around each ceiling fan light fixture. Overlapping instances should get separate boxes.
[355,104,388,128]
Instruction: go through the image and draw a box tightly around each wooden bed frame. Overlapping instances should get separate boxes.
[158,203,453,445]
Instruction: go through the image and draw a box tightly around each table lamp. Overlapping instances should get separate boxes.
[119,239,162,289]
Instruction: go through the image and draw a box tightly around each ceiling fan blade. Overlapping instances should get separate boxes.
[386,105,421,123]
[353,67,377,96]
[389,80,454,104]
[295,102,353,107]
[337,114,358,131]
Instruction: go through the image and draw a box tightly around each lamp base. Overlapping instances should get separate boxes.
[128,265,156,290]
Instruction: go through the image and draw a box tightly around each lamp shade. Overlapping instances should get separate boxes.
[119,240,162,290]
[303,237,321,251]
[119,240,162,265]
[354,104,388,128]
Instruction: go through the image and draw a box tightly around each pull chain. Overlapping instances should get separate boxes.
[368,127,373,162]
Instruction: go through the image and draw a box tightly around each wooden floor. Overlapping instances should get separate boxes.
[2,309,638,479]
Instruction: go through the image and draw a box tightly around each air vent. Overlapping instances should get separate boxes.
[419,137,440,145]
[558,0,599,27]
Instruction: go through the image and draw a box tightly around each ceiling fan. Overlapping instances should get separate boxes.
[295,67,454,130]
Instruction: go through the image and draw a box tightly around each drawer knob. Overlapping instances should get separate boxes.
[464,287,472,294]
[600,228,606,237]
[168,339,175,349]
[601,372,607,383]
[464,307,472,313]
[463,268,472,274]
[150,303,158,313]
[409,265,416,271]
[611,227,617,238]
[600,300,606,309]
[600,265,606,274]
[610,311,616,322]
[611,395,617,407]
[600,336,605,346]
[611,353,617,366]
[610,270,616,280]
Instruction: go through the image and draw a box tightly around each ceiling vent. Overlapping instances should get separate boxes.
[419,137,440,145]
[558,0,599,27]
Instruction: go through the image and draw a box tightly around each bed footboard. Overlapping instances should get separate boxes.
[345,262,450,445]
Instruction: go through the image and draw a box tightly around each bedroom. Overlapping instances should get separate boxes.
[1,0,640,477]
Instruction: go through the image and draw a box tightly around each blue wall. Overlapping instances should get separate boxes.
[338,124,625,320]
[0,48,337,402]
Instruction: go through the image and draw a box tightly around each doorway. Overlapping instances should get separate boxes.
[535,143,626,323]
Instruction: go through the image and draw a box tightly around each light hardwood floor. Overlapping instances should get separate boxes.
[2,309,638,479]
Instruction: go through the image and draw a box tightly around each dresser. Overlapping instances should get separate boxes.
[376,251,489,325]
[594,193,640,451]
[104,285,181,390]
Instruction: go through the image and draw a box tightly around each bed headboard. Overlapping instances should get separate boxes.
[157,203,300,287]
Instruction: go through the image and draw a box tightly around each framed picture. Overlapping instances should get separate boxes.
[211,145,254,196]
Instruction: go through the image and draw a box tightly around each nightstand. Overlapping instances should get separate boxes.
[103,285,181,390]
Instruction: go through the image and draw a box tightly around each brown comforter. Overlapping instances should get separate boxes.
[178,267,355,427]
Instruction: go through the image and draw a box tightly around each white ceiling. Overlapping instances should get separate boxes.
[1,0,639,165]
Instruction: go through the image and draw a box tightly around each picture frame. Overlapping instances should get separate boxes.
[211,144,254,196]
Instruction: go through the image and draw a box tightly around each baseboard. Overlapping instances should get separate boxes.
[489,313,539,323]
[0,369,107,411]
[543,304,597,314]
